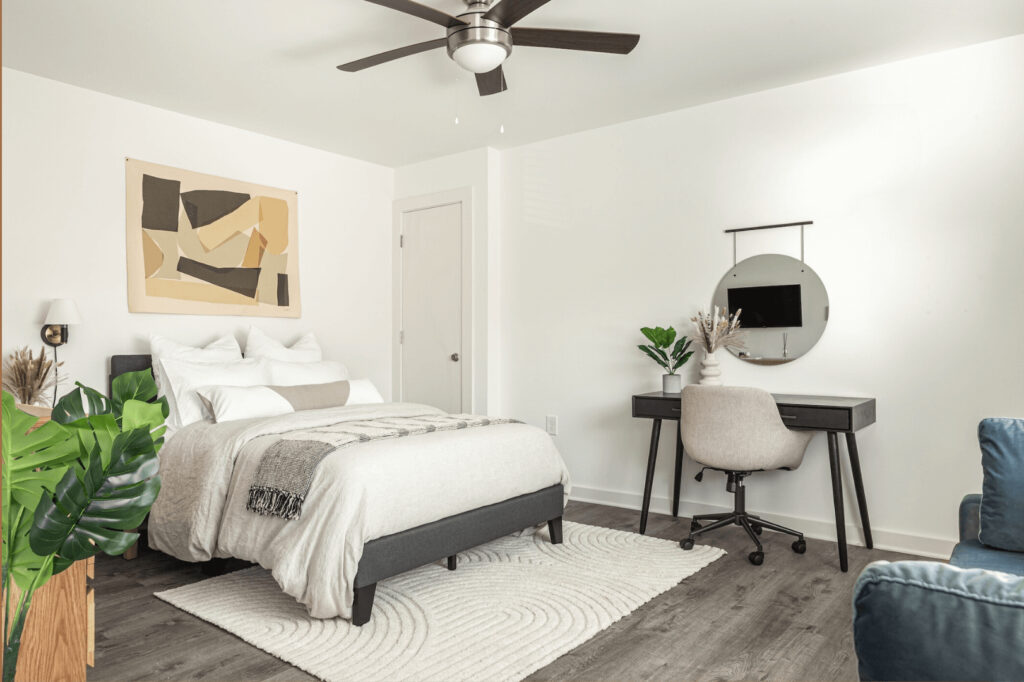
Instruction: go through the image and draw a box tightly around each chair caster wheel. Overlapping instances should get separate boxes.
[792,539,807,554]
[690,520,702,532]
[748,551,764,566]
[751,524,763,535]
[680,538,695,550]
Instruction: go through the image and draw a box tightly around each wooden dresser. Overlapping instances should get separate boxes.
[4,405,95,682]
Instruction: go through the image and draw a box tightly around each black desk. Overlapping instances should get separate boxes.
[631,391,876,572]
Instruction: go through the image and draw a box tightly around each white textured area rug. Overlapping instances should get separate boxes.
[155,522,724,682]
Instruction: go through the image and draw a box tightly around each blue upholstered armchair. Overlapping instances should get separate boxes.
[852,418,1024,681]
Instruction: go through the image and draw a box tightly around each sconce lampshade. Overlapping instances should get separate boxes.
[41,299,82,348]
[44,299,82,325]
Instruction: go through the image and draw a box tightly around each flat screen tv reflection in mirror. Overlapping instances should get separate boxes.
[727,284,803,328]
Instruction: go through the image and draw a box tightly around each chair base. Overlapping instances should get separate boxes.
[680,472,805,565]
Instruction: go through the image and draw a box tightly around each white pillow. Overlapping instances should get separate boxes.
[160,357,270,427]
[150,334,242,421]
[245,327,322,363]
[347,379,385,405]
[196,379,383,423]
[196,386,294,423]
[266,359,348,387]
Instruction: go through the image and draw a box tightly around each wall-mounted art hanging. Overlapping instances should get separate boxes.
[125,159,300,317]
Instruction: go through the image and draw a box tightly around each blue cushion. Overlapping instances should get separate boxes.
[959,493,982,542]
[853,561,1024,681]
[978,418,1024,552]
[951,539,1024,576]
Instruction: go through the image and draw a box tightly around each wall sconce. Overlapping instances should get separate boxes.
[40,299,82,406]
[41,299,82,348]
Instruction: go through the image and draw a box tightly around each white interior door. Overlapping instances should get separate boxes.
[400,202,463,413]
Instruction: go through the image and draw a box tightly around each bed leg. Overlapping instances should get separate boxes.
[352,583,377,627]
[447,555,457,571]
[548,516,563,544]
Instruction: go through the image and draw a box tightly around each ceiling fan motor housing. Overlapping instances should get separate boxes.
[446,1,513,69]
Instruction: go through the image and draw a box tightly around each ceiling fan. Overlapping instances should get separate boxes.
[337,0,640,96]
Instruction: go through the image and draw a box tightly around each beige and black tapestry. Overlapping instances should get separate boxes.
[126,159,300,317]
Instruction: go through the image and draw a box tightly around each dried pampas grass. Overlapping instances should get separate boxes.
[2,346,61,406]
[692,306,747,353]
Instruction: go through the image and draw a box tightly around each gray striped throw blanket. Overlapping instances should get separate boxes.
[246,413,520,520]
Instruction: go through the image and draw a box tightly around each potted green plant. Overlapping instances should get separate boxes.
[2,369,167,682]
[638,326,694,394]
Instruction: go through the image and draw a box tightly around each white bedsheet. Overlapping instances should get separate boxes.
[148,403,571,619]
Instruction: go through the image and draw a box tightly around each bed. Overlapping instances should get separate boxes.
[109,354,569,626]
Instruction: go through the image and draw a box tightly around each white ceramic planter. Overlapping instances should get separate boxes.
[662,373,682,394]
[699,351,722,385]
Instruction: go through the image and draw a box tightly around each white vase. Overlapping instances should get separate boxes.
[662,373,682,394]
[699,351,722,386]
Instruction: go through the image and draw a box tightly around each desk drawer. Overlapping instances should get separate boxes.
[633,396,681,419]
[777,405,850,431]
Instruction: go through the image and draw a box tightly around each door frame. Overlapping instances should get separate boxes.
[392,188,474,411]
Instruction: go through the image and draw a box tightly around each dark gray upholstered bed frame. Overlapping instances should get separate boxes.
[109,355,564,626]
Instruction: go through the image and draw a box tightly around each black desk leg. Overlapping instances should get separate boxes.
[639,419,662,535]
[827,431,849,572]
[673,430,684,517]
[846,432,873,549]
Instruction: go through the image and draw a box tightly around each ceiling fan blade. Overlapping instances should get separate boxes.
[337,38,447,72]
[365,0,467,28]
[476,65,508,96]
[483,0,552,27]
[511,27,640,54]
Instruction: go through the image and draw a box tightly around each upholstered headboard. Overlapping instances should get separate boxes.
[108,354,153,398]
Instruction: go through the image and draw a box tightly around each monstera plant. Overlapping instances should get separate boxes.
[1,369,166,682]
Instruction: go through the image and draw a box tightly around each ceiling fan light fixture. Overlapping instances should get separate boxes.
[337,0,641,97]
[451,41,510,73]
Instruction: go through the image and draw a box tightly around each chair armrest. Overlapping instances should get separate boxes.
[960,493,982,543]
[853,561,1024,681]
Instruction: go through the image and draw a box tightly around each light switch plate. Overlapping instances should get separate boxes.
[545,415,558,435]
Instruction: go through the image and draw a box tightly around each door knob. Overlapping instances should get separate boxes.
[450,353,460,362]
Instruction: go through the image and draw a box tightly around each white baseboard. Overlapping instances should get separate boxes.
[569,485,955,560]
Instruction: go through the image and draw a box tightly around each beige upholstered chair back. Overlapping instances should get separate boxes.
[680,385,814,472]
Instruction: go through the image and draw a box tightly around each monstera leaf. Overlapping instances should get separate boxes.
[29,427,160,563]
[51,383,110,424]
[109,369,160,417]
[3,370,166,682]
[1,393,76,589]
[52,370,169,461]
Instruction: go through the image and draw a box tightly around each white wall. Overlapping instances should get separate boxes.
[497,35,1024,556]
[6,34,1024,556]
[2,69,395,396]
[394,148,503,413]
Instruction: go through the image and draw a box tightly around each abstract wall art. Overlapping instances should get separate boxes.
[125,159,300,317]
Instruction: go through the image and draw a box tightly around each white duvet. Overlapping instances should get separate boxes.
[148,403,571,619]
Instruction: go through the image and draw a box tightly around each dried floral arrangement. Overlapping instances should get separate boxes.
[1,346,61,406]
[692,307,747,353]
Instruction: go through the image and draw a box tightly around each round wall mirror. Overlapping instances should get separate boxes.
[712,254,828,365]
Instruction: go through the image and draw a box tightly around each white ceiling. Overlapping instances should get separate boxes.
[4,1,1024,167]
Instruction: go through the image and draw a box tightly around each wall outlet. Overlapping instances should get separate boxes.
[545,415,559,436]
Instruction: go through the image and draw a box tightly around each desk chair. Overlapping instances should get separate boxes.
[679,385,814,565]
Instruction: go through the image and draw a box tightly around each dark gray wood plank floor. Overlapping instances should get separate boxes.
[91,501,916,681]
